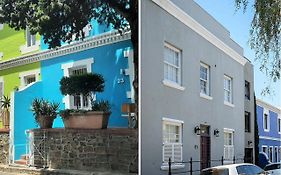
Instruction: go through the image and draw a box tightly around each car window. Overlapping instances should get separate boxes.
[264,164,281,171]
[201,168,229,175]
[236,165,263,175]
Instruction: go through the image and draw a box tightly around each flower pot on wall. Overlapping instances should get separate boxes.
[63,111,110,129]
[37,115,55,129]
[2,109,10,129]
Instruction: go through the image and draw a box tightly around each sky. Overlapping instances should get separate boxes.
[195,0,281,108]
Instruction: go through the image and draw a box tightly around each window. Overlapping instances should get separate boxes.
[245,112,251,132]
[61,58,94,109]
[245,81,250,100]
[19,69,40,89]
[224,75,233,104]
[274,147,278,162]
[200,62,210,96]
[164,43,181,85]
[162,118,183,165]
[279,147,281,161]
[262,146,267,154]
[70,67,90,109]
[277,116,281,134]
[263,109,270,132]
[26,28,36,47]
[269,147,273,162]
[224,129,234,160]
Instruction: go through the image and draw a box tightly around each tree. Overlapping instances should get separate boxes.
[0,0,139,125]
[235,0,280,86]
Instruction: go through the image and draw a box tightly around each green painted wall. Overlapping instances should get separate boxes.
[0,24,40,61]
[0,62,41,96]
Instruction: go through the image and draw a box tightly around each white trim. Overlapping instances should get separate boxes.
[200,93,213,100]
[200,62,210,96]
[0,77,4,97]
[269,146,273,162]
[18,69,40,90]
[224,75,233,104]
[263,109,270,132]
[151,0,247,65]
[256,99,281,114]
[0,29,131,70]
[274,146,278,162]
[224,101,235,108]
[125,49,135,102]
[19,41,40,54]
[259,136,281,142]
[162,117,184,124]
[261,145,268,155]
[163,80,185,91]
[161,163,185,170]
[224,128,235,133]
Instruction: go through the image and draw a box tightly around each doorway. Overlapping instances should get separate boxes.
[200,125,210,170]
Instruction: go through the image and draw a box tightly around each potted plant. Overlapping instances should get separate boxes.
[1,95,10,129]
[31,98,59,129]
[59,73,111,129]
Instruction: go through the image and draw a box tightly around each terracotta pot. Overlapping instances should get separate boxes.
[63,111,110,129]
[2,109,10,129]
[37,115,55,129]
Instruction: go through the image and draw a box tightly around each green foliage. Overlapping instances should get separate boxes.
[91,100,111,113]
[31,98,60,124]
[0,0,137,49]
[59,73,105,96]
[235,0,280,83]
[0,95,10,109]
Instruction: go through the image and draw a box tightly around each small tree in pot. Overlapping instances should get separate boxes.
[59,73,111,129]
[31,98,59,129]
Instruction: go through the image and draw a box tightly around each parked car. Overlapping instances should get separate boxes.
[201,163,269,175]
[264,163,281,175]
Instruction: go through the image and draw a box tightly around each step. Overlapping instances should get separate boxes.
[14,159,28,165]
[20,154,29,160]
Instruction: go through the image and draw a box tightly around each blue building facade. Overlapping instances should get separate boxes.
[257,99,281,163]
[6,29,134,161]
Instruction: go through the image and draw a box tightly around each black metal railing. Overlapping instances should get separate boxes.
[166,156,251,175]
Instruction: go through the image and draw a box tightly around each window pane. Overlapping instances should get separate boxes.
[164,44,181,84]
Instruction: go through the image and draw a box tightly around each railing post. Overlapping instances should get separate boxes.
[169,157,171,175]
[233,156,235,164]
[221,156,224,165]
[190,157,193,175]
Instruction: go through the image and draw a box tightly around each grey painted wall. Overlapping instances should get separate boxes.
[141,0,254,174]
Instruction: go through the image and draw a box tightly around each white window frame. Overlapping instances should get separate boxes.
[19,69,40,90]
[277,114,281,134]
[224,75,233,105]
[263,109,270,132]
[161,117,184,170]
[279,146,281,162]
[223,128,235,161]
[0,23,3,30]
[61,58,94,109]
[200,62,211,97]
[163,42,184,90]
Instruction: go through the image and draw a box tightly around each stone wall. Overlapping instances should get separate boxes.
[0,129,9,165]
[31,128,138,173]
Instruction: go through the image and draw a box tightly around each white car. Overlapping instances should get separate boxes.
[201,163,269,175]
[264,163,281,175]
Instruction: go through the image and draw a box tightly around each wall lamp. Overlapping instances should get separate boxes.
[194,126,201,135]
[214,129,220,137]
[248,141,253,146]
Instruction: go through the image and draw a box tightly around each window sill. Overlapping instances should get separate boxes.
[161,163,185,170]
[20,42,40,54]
[264,129,270,132]
[200,93,213,100]
[163,80,185,91]
[224,101,235,108]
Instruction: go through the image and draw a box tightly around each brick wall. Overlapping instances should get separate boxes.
[30,128,138,173]
[0,129,9,164]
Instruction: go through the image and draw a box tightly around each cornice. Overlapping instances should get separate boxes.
[256,98,281,114]
[0,29,131,70]
[152,0,248,65]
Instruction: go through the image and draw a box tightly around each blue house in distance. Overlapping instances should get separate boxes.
[4,21,134,162]
[256,99,281,163]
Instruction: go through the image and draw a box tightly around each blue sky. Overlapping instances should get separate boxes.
[195,0,281,108]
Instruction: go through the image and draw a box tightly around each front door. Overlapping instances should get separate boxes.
[245,148,253,163]
[200,125,210,170]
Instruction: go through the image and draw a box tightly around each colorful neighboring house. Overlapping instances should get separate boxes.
[0,23,41,128]
[256,99,281,163]
[0,21,134,162]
